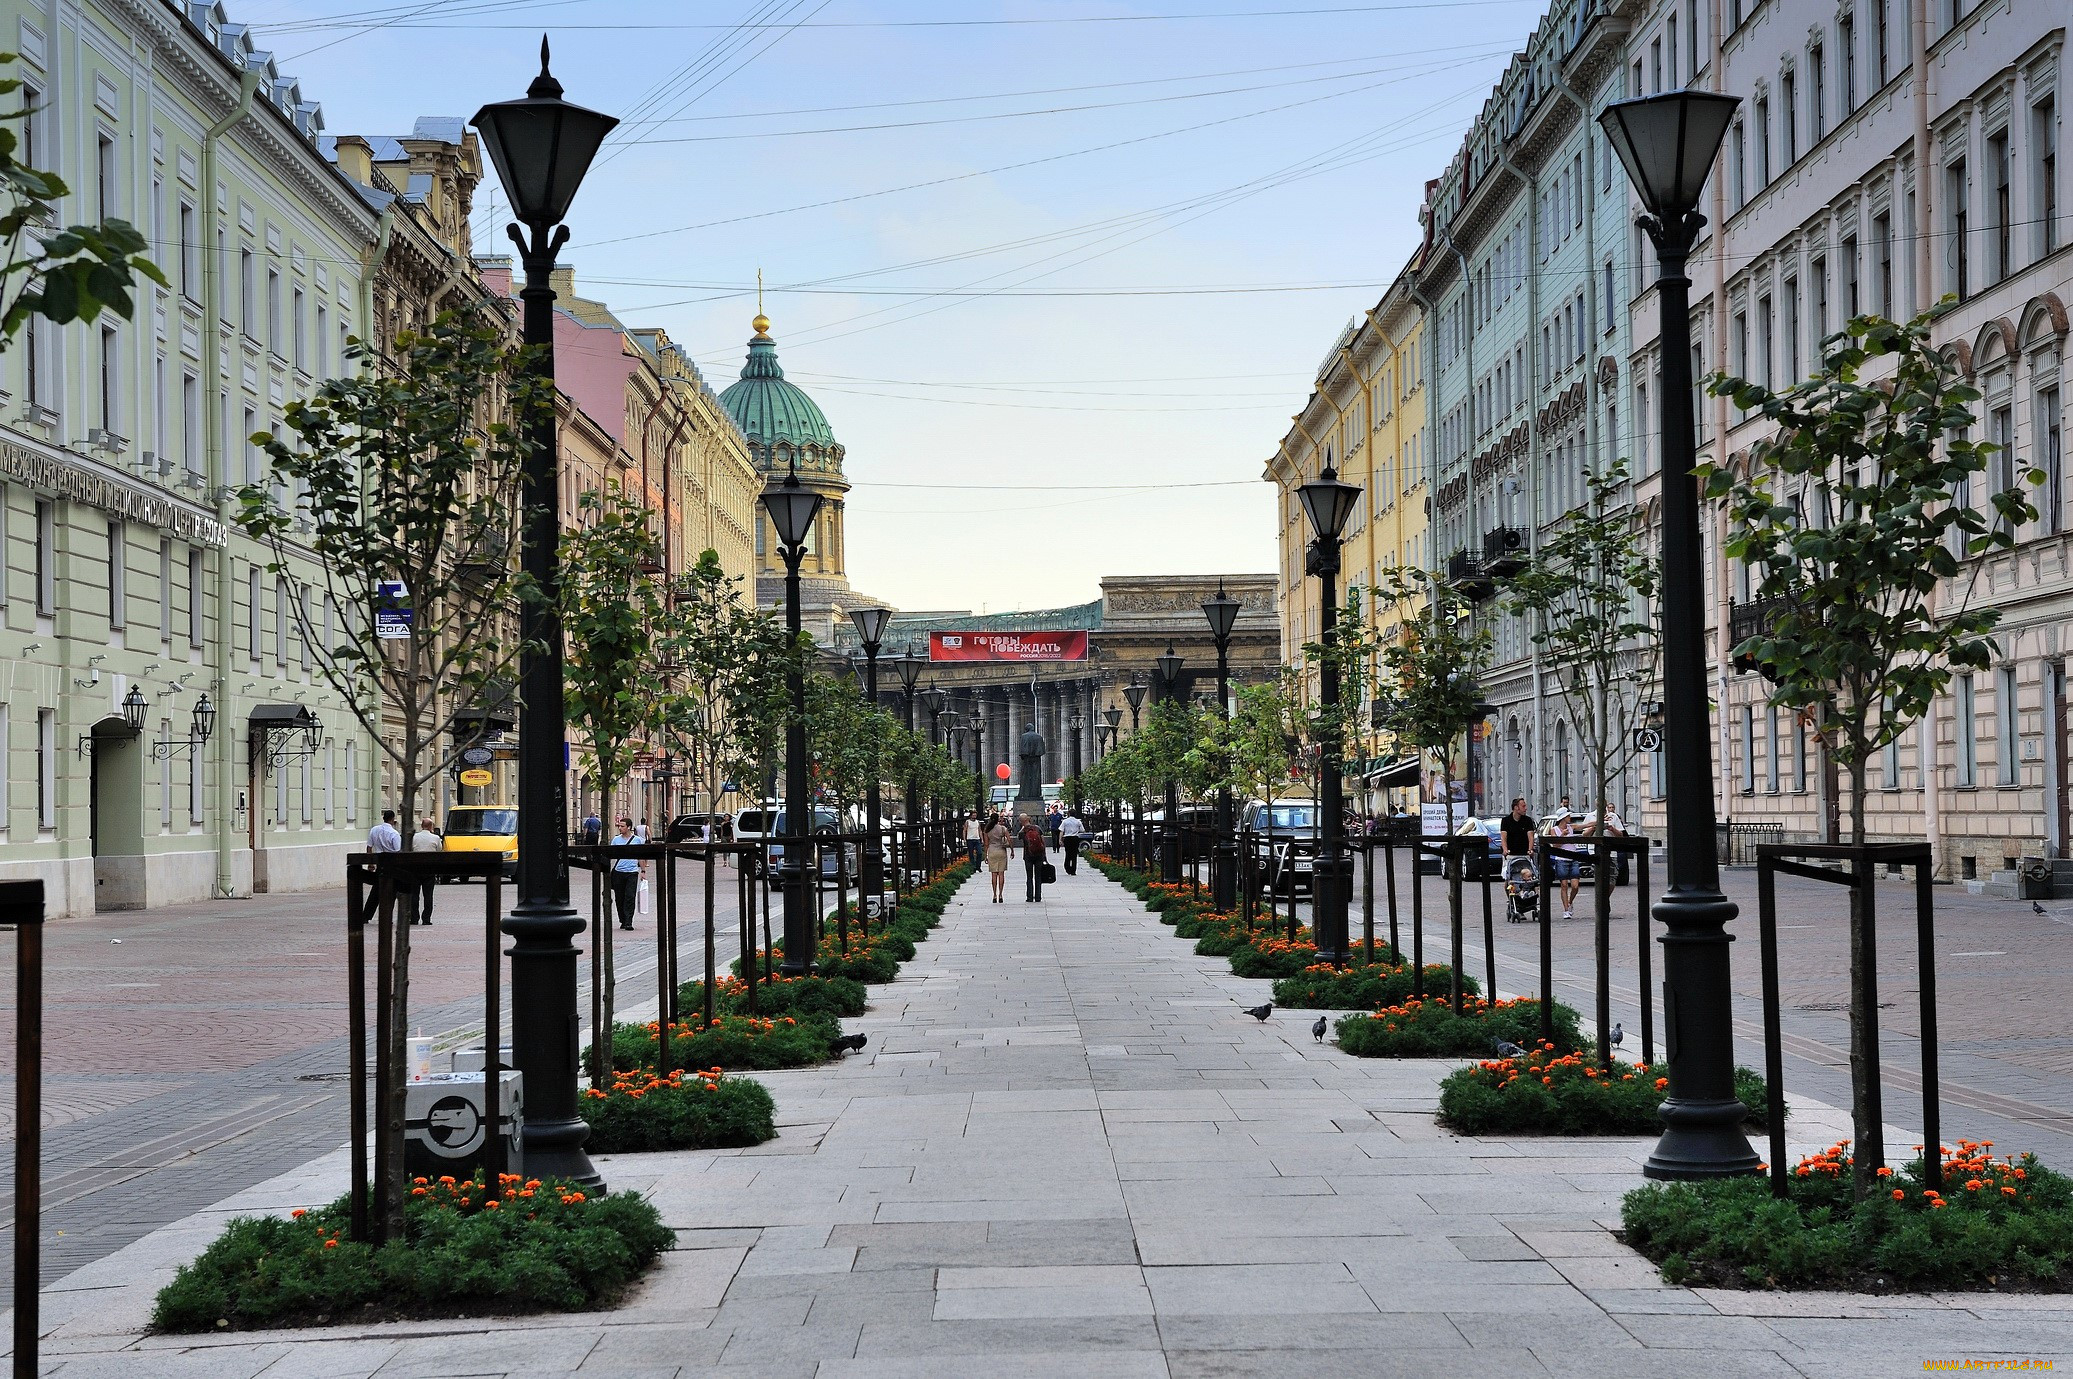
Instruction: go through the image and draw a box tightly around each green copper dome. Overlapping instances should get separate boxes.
[718,316,837,450]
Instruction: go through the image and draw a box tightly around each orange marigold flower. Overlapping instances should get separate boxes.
[323,1239,339,1249]
[1892,1189,1906,1200]
[1654,1078,1669,1091]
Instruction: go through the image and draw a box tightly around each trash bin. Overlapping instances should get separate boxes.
[2019,857,2054,901]
[404,1070,522,1180]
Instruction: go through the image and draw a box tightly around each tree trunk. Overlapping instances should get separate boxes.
[1846,763,1884,1198]
[1591,755,1613,1072]
[383,774,420,1239]
[601,772,619,1066]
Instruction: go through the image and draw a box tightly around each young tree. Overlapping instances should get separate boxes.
[1704,305,2040,1194]
[1372,568,1491,833]
[559,482,664,1074]
[240,305,543,1233]
[650,550,791,826]
[1506,457,1661,1066]
[0,57,165,340]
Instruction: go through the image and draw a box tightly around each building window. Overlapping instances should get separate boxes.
[100,327,120,436]
[188,545,204,645]
[1875,0,1889,82]
[1946,159,1969,299]
[1783,71,1799,164]
[1767,706,1781,792]
[1757,295,1774,389]
[97,133,117,220]
[182,373,200,474]
[1651,37,1663,94]
[1731,122,1746,209]
[243,407,259,484]
[106,521,126,629]
[1796,713,1809,791]
[1811,257,1829,344]
[1841,235,1860,317]
[1957,674,1978,787]
[1782,279,1800,382]
[345,741,358,823]
[1637,380,1651,472]
[2037,98,2059,259]
[1988,129,2011,282]
[267,269,282,355]
[275,575,288,665]
[18,84,37,167]
[1840,14,1857,111]
[1667,15,1678,88]
[292,287,306,370]
[1810,47,1826,143]
[1755,98,1772,184]
[158,539,172,643]
[1998,665,2020,785]
[1740,706,1756,793]
[240,249,256,337]
[1872,212,1893,316]
[36,708,55,830]
[34,499,54,615]
[315,303,328,376]
[248,564,262,662]
[179,203,198,301]
[2042,386,2063,534]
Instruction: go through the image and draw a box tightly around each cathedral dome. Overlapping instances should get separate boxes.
[717,315,837,450]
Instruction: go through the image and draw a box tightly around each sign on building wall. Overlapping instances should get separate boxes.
[928,631,1088,662]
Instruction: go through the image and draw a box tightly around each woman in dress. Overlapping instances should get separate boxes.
[984,812,1012,902]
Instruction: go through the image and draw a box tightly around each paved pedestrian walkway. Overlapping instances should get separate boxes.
[16,867,2073,1376]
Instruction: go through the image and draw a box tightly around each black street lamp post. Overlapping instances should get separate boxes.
[921,685,947,864]
[471,40,616,1187]
[1296,464,1362,966]
[1201,582,1242,911]
[894,650,925,869]
[1155,644,1184,884]
[762,467,825,977]
[1599,89,1756,1181]
[849,607,892,907]
[1123,679,1147,868]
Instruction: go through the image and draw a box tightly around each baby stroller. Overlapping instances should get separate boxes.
[1503,855,1539,924]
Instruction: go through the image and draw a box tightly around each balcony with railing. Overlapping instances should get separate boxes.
[1480,526,1528,577]
[1447,547,1495,601]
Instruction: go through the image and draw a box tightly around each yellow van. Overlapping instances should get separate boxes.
[443,805,518,880]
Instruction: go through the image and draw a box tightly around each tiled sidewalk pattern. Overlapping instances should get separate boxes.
[17,867,2073,1376]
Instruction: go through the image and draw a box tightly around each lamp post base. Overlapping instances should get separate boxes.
[1644,1098,1764,1180]
[502,900,600,1190]
[1211,840,1238,912]
[778,860,814,977]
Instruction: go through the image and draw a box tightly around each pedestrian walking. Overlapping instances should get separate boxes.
[609,816,643,930]
[984,813,1011,902]
[411,816,442,925]
[1498,798,1536,866]
[1022,814,1050,902]
[360,810,402,924]
[964,812,984,867]
[1548,812,1582,919]
[1046,804,1063,846]
[1060,809,1085,875]
[634,818,650,844]
[581,811,603,845]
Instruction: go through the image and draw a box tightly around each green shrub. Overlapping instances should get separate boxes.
[583,1067,776,1153]
[1271,961,1468,1010]
[151,1174,674,1332]
[676,973,866,1023]
[1437,1045,1771,1136]
[1623,1139,2073,1290]
[1334,996,1581,1059]
[604,1013,838,1071]
[1227,931,1336,980]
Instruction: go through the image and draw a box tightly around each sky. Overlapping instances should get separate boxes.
[242,0,1548,613]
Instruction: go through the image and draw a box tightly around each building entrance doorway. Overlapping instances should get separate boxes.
[89,716,146,910]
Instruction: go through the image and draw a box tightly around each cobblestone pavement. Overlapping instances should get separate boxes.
[1238,850,2073,1164]
[18,863,2073,1376]
[0,857,762,1289]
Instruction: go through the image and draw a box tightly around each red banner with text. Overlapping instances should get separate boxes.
[929,630,1088,662]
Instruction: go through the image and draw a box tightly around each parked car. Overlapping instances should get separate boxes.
[1241,798,1318,893]
[442,805,518,880]
[767,807,857,888]
[666,813,728,847]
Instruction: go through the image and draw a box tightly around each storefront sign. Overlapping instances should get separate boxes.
[929,630,1088,662]
[0,439,227,546]
[458,768,494,787]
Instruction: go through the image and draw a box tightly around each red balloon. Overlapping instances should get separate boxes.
[995,763,1012,781]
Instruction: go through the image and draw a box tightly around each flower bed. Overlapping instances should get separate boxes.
[151,1173,674,1332]
[1333,996,1581,1059]
[606,1012,839,1071]
[1437,1045,1771,1136]
[1621,1140,2073,1292]
[678,972,868,1022]
[584,1066,777,1153]
[1271,960,1472,1011]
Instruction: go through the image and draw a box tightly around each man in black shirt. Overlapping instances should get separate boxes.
[1498,797,1536,863]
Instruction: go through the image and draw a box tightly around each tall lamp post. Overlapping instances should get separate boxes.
[1600,89,1756,1181]
[1123,679,1147,868]
[761,466,825,976]
[849,607,892,906]
[893,649,925,867]
[1296,464,1362,966]
[470,40,616,1187]
[1155,644,1184,883]
[1201,581,1242,911]
[921,685,947,864]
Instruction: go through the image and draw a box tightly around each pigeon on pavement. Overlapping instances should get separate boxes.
[830,1032,868,1056]
[1312,1016,1328,1043]
[1241,1003,1273,1022]
[1609,1022,1624,1047]
[2036,902,2049,916]
[1493,1039,1528,1058]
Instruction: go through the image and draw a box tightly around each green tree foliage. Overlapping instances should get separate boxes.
[239,304,544,1236]
[1371,568,1491,832]
[0,58,165,339]
[1703,305,2041,1196]
[559,482,665,1072]
[649,550,792,821]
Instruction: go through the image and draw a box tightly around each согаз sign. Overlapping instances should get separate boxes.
[929,631,1088,662]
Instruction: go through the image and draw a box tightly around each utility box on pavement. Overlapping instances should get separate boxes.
[404,1070,522,1179]
[862,891,895,920]
[2019,857,2054,901]
[449,1045,513,1075]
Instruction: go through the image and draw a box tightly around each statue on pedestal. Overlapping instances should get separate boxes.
[1016,720,1046,817]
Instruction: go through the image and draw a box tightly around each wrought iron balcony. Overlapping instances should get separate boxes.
[1480,526,1528,577]
[1447,548,1496,601]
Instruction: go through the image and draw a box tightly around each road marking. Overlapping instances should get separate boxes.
[1950,950,2007,957]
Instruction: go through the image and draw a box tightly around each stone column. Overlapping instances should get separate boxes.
[1005,690,1022,812]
